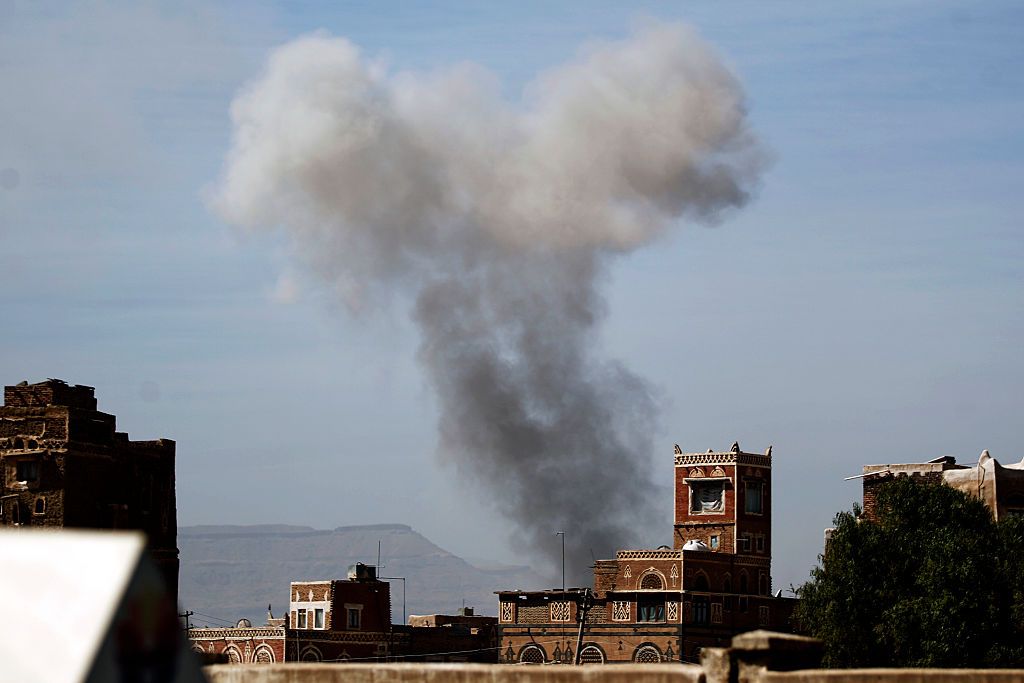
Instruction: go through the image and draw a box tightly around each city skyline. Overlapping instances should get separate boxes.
[2,1,1022,592]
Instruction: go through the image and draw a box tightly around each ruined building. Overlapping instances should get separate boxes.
[857,450,1024,521]
[496,442,796,664]
[0,379,178,602]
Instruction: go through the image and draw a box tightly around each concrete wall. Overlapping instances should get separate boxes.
[204,663,1024,683]
[205,663,703,683]
[202,630,1024,683]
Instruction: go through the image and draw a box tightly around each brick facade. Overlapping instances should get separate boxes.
[191,569,498,663]
[497,442,796,665]
[0,379,179,602]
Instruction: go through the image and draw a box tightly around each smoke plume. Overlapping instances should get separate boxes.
[213,23,764,583]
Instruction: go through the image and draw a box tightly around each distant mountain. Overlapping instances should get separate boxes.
[178,524,544,627]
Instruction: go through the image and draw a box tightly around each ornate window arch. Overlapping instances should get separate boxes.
[578,644,606,664]
[253,645,275,663]
[722,572,732,593]
[223,645,243,664]
[518,644,546,664]
[300,646,322,662]
[633,643,662,663]
[739,570,749,594]
[637,569,666,590]
[692,570,710,592]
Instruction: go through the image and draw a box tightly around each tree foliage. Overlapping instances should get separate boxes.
[795,476,1024,667]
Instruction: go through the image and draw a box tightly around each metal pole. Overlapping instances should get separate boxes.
[555,531,565,593]
[574,588,591,665]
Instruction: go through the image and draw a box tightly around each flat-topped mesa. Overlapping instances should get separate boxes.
[0,378,178,603]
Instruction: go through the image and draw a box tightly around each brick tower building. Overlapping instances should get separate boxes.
[497,442,793,665]
[0,379,179,602]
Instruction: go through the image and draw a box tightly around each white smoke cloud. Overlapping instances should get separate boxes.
[213,22,765,581]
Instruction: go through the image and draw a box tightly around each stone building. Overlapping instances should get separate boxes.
[496,443,796,665]
[0,379,179,602]
[189,564,498,664]
[858,450,1024,521]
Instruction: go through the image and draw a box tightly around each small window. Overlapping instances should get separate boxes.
[691,482,724,513]
[16,460,39,483]
[692,597,709,625]
[297,609,307,629]
[739,535,751,553]
[759,574,769,596]
[710,535,719,550]
[637,595,665,622]
[745,480,763,514]
[314,608,324,629]
[740,573,749,594]
[347,608,361,629]
[33,497,45,515]
[756,535,765,552]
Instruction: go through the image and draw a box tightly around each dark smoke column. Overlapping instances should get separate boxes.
[211,23,766,583]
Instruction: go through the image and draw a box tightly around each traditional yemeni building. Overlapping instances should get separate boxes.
[858,450,1024,521]
[496,442,796,665]
[189,564,498,664]
[0,379,179,602]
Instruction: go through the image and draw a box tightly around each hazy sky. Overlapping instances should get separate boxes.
[1,1,1022,591]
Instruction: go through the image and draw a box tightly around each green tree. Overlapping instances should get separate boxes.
[795,476,1024,668]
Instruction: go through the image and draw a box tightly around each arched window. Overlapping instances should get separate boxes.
[253,645,275,663]
[633,644,662,663]
[300,647,322,662]
[223,646,242,664]
[759,574,769,596]
[579,645,605,664]
[723,574,732,593]
[34,497,45,515]
[13,438,23,450]
[639,572,664,590]
[739,571,749,594]
[693,572,709,592]
[519,644,545,664]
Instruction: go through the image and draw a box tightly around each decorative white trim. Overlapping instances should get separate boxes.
[550,601,571,622]
[617,550,681,561]
[637,568,666,591]
[675,452,770,467]
[253,644,276,663]
[223,644,243,665]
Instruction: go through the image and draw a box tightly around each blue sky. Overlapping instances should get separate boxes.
[1,1,1022,590]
